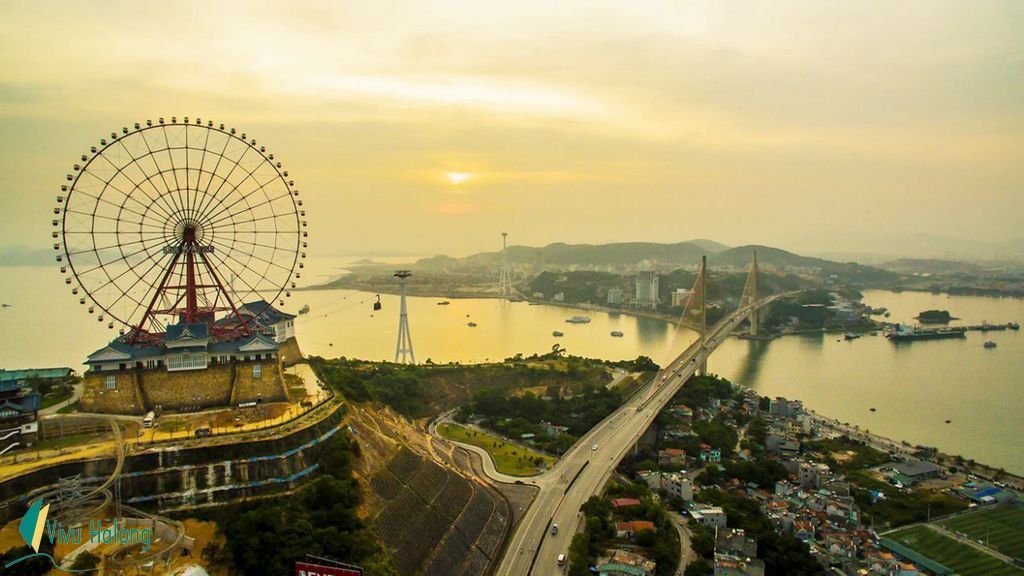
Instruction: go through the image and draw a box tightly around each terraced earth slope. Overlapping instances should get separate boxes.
[372,447,510,575]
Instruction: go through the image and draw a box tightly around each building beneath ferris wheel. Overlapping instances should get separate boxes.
[78,301,297,415]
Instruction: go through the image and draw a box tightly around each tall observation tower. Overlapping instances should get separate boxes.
[394,270,415,364]
[498,232,512,297]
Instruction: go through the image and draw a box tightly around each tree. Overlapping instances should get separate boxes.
[684,558,713,576]
[69,551,100,572]
[0,544,54,576]
[567,532,591,576]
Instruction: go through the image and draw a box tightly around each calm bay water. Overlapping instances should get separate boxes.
[1,260,1021,474]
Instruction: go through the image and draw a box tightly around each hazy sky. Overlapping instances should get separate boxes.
[1,0,1021,260]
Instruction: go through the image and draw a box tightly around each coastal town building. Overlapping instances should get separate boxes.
[670,288,692,307]
[0,378,41,449]
[893,460,941,485]
[633,271,659,309]
[690,505,727,528]
[607,287,623,305]
[598,549,656,576]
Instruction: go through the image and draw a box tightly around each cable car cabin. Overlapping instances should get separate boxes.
[373,295,382,311]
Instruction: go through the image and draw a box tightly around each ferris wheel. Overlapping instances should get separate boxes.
[52,116,307,342]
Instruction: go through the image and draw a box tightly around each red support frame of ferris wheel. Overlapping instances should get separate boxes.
[128,226,251,344]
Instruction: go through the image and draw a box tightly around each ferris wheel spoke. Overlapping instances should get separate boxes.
[65,178,160,224]
[73,239,167,279]
[193,149,272,226]
[191,136,261,223]
[188,125,215,223]
[190,128,236,224]
[101,140,182,223]
[206,209,297,236]
[206,230,295,254]
[63,208,164,230]
[159,125,190,221]
[207,236,294,274]
[66,233,172,258]
[202,186,292,230]
[136,130,188,220]
[204,248,271,303]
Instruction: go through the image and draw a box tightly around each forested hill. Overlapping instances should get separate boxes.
[415,240,895,281]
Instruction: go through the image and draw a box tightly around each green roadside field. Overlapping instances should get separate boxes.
[938,505,1024,561]
[437,422,555,477]
[887,525,1024,576]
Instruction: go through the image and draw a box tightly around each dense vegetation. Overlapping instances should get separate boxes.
[0,540,56,576]
[568,482,681,576]
[455,372,631,454]
[195,431,397,576]
[309,355,611,419]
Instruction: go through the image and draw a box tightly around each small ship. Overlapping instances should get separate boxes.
[565,316,591,324]
[886,324,966,342]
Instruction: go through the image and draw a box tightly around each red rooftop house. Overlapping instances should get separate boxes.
[615,520,657,539]
[658,448,687,467]
[611,498,642,509]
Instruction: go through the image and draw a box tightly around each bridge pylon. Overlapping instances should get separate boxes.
[740,250,760,336]
[680,255,709,375]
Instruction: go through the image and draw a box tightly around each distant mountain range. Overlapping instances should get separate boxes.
[415,240,894,280]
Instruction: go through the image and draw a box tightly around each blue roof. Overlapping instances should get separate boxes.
[239,300,295,324]
[86,319,279,365]
[0,393,40,413]
[208,335,278,354]
[972,487,1003,499]
[96,340,165,360]
[0,368,72,383]
[165,322,210,341]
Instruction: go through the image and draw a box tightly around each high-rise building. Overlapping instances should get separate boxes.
[634,271,659,309]
[607,288,623,305]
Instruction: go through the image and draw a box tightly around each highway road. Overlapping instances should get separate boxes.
[497,293,790,576]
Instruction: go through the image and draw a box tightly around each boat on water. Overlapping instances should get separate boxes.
[467,322,477,327]
[610,331,624,337]
[983,341,997,349]
[437,301,450,305]
[552,330,564,337]
[843,333,861,340]
[298,304,310,315]
[886,324,967,342]
[565,316,591,324]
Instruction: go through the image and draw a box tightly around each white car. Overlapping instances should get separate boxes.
[591,443,598,451]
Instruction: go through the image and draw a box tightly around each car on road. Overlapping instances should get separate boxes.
[557,553,566,566]
[551,524,559,535]
[591,443,598,451]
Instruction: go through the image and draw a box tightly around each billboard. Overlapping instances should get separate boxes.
[295,561,362,576]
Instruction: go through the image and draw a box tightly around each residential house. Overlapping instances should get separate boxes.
[615,520,656,539]
[611,498,642,509]
[690,505,727,528]
[658,448,686,467]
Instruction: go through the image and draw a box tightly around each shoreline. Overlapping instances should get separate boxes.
[804,409,1024,489]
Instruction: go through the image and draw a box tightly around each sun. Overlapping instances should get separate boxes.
[446,172,471,185]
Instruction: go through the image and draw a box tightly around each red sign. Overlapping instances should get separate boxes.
[295,561,362,576]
